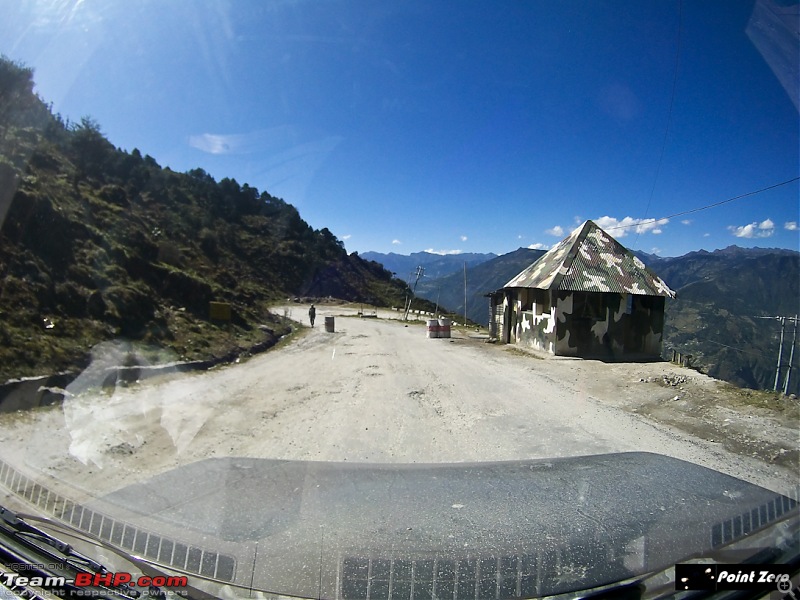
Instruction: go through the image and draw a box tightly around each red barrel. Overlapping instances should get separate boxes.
[426,319,439,338]
[438,318,451,338]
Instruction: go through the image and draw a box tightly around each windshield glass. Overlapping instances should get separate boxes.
[0,2,798,599]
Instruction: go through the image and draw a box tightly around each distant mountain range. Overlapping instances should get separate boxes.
[644,247,799,395]
[366,245,800,395]
[360,251,497,281]
[413,248,545,321]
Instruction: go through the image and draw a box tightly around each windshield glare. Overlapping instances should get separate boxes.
[0,2,798,599]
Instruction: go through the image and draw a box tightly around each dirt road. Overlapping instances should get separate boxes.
[0,303,797,501]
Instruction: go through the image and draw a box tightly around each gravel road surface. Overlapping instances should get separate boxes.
[0,303,796,501]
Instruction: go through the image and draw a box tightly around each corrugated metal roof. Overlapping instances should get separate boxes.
[503,220,675,297]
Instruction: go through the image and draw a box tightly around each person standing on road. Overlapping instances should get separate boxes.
[309,304,316,328]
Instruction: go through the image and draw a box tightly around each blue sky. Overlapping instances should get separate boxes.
[2,0,798,257]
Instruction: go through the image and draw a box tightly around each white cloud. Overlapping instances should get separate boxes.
[460,235,468,242]
[651,247,662,255]
[785,221,799,231]
[703,233,711,237]
[527,243,548,250]
[594,216,619,232]
[681,219,692,225]
[424,248,462,255]
[188,133,239,155]
[729,224,761,238]
[188,126,342,205]
[341,234,351,240]
[392,239,402,245]
[593,216,669,237]
[545,225,564,237]
[728,219,775,238]
[188,126,341,158]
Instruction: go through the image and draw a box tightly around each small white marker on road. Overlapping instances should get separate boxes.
[332,348,336,360]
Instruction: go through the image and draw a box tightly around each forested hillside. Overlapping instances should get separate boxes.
[0,57,410,381]
[654,247,799,395]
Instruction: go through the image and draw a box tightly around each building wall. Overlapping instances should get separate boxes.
[552,291,666,358]
[500,287,666,358]
[488,292,509,342]
[490,301,504,340]
[514,289,557,353]
[630,294,666,355]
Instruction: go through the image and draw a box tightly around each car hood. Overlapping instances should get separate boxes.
[54,451,794,599]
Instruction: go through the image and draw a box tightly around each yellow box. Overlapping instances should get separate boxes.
[209,301,232,321]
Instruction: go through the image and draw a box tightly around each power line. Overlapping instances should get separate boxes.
[635,0,683,250]
[669,327,766,358]
[606,176,800,233]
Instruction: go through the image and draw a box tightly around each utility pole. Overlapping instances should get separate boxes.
[403,266,424,321]
[774,316,786,391]
[783,315,798,395]
[757,315,799,395]
[463,262,468,327]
